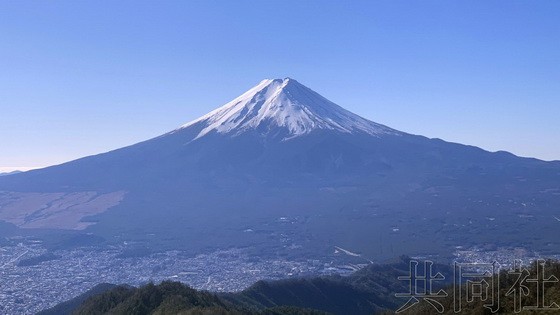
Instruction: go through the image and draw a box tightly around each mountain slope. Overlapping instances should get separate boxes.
[0,78,559,258]
[69,281,330,315]
[36,283,119,315]
[226,256,452,315]
[0,171,22,176]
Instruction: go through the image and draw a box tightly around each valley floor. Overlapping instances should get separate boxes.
[1,238,559,314]
[0,241,356,314]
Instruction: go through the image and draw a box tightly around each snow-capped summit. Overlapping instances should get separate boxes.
[179,78,399,140]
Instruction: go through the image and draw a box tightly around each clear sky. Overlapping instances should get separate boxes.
[1,1,559,172]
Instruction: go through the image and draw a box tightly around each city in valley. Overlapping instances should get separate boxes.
[1,235,557,314]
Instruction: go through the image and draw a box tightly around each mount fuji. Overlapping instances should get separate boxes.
[1,78,559,259]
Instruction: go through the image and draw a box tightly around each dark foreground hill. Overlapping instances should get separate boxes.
[39,257,451,315]
[226,257,452,314]
[43,258,560,315]
[45,281,330,315]
[37,283,119,315]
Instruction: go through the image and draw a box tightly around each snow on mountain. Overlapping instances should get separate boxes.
[178,78,400,140]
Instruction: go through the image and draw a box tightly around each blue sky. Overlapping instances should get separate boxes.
[1,1,559,171]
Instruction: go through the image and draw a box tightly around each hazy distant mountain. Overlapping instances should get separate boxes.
[0,78,559,258]
[0,170,22,176]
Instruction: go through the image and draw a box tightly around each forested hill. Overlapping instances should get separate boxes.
[226,257,452,314]
[55,281,329,315]
[39,257,452,315]
[43,259,560,314]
